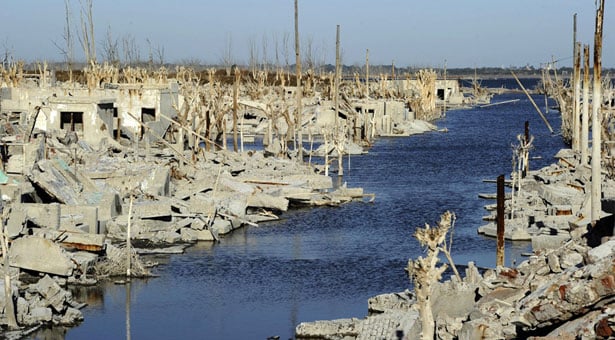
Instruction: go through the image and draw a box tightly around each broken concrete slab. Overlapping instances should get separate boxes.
[141,165,171,197]
[32,275,68,313]
[6,206,27,238]
[9,237,74,276]
[131,200,173,219]
[587,239,615,263]
[247,192,289,212]
[61,205,99,234]
[23,307,52,325]
[31,228,106,252]
[21,203,61,229]
[532,234,571,251]
[210,218,233,235]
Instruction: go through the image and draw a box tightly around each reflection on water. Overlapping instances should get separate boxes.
[50,89,566,340]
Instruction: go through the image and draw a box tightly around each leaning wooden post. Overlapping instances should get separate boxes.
[126,196,133,280]
[581,44,590,165]
[591,0,605,225]
[496,174,505,267]
[573,41,582,151]
[1,207,18,329]
[512,71,554,134]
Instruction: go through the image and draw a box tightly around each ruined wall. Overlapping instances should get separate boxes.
[44,99,115,146]
[115,85,176,139]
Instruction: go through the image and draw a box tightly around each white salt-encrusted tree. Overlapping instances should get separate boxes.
[407,211,457,340]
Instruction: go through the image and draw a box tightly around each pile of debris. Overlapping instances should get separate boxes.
[478,149,607,251]
[0,273,85,336]
[296,223,615,339]
[0,124,370,333]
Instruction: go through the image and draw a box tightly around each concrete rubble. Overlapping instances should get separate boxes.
[0,61,464,334]
[478,149,612,251]
[296,234,615,339]
[295,143,615,339]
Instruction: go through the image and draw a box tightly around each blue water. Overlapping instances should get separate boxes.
[62,88,565,340]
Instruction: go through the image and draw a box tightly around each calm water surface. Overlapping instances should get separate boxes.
[64,86,565,340]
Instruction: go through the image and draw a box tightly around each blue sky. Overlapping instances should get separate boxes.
[1,0,613,68]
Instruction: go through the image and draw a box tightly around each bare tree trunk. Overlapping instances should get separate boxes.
[591,0,605,225]
[233,68,239,152]
[294,0,303,160]
[581,44,590,165]
[407,212,455,340]
[573,41,581,151]
[334,25,341,129]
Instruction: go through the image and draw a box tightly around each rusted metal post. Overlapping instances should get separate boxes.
[496,174,505,267]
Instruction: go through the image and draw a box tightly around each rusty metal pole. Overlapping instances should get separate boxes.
[496,174,505,267]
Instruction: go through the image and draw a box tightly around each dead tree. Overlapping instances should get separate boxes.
[78,0,96,65]
[407,211,458,340]
[232,68,240,152]
[294,0,303,160]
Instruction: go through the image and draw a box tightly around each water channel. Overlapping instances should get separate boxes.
[61,80,566,339]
